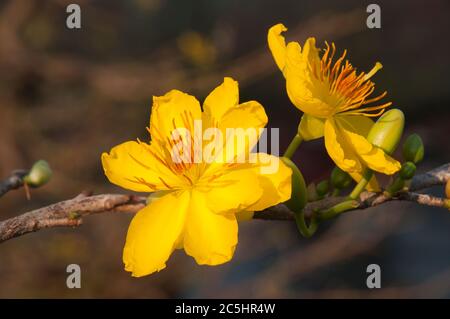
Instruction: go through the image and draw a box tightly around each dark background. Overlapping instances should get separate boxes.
[0,0,449,298]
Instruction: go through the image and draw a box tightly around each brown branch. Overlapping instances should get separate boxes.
[0,193,146,243]
[409,163,450,191]
[400,192,450,208]
[0,169,28,197]
[0,163,449,243]
[254,191,449,221]
[0,160,52,199]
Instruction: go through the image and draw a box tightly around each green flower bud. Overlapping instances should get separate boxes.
[23,160,52,188]
[306,182,319,202]
[330,166,352,189]
[399,161,416,180]
[402,133,424,164]
[385,177,405,196]
[367,109,405,154]
[316,180,329,197]
[281,157,307,212]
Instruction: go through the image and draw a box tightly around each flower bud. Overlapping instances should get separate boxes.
[306,182,319,202]
[316,180,329,197]
[367,109,405,154]
[281,157,307,212]
[399,161,416,180]
[402,133,424,164]
[330,166,352,189]
[23,160,52,188]
[385,177,405,196]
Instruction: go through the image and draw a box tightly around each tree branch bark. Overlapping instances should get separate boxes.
[0,163,449,243]
[0,169,28,198]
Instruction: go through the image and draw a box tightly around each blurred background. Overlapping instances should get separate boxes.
[1,0,450,298]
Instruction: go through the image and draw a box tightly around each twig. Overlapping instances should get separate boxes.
[0,194,146,242]
[0,169,28,198]
[409,163,450,191]
[0,163,449,243]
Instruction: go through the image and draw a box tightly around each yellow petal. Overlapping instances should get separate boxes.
[284,38,320,75]
[246,153,292,211]
[298,114,325,141]
[361,148,400,174]
[223,100,268,159]
[203,77,239,121]
[338,115,390,183]
[183,190,238,265]
[220,100,268,131]
[324,118,362,173]
[149,89,202,144]
[284,41,305,75]
[267,23,288,71]
[337,117,401,175]
[301,37,321,64]
[206,100,268,164]
[324,118,379,190]
[101,141,178,192]
[123,190,190,277]
[202,169,263,215]
[285,42,335,117]
[338,115,374,137]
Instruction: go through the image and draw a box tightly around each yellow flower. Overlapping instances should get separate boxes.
[101,77,292,277]
[268,23,400,190]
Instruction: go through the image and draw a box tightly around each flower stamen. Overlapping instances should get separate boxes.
[312,42,391,117]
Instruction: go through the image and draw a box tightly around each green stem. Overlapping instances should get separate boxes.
[349,169,373,200]
[319,199,359,220]
[283,134,303,159]
[294,210,318,238]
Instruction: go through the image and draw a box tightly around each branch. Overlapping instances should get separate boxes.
[0,160,52,198]
[0,163,449,243]
[0,193,146,243]
[0,169,28,197]
[255,191,449,221]
[410,163,450,191]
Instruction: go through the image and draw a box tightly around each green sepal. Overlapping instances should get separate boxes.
[281,157,307,212]
[330,166,352,189]
[399,161,416,180]
[306,182,319,202]
[402,133,424,164]
[386,177,405,196]
[316,180,329,197]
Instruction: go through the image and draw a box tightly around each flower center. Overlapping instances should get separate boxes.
[146,110,202,187]
[137,111,239,190]
[311,42,391,117]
